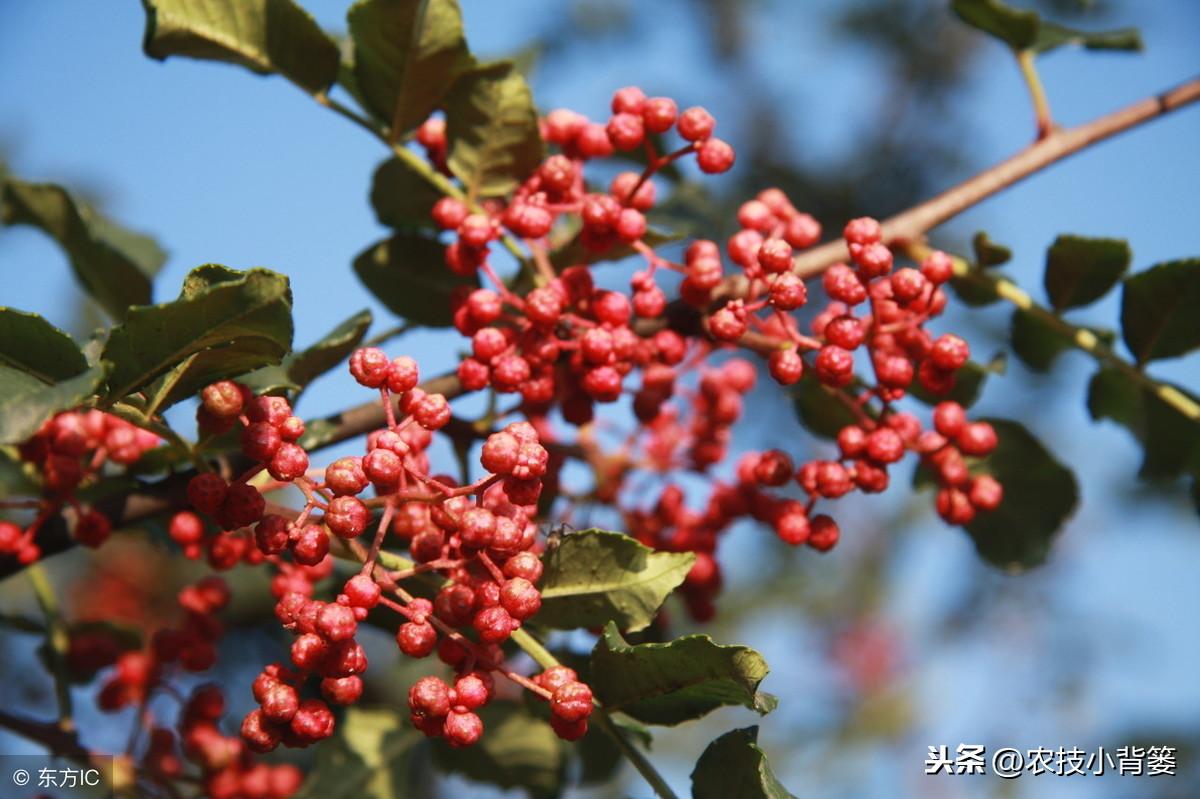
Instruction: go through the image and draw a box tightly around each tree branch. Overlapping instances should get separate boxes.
[791,75,1200,278]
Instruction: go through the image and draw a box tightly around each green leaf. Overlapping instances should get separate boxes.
[959,419,1078,570]
[1,180,161,319]
[952,0,1142,53]
[141,0,340,93]
[243,309,372,395]
[1034,21,1142,54]
[1087,367,1200,480]
[1044,234,1131,311]
[444,61,544,198]
[949,274,1002,307]
[537,529,695,633]
[353,233,477,327]
[1120,259,1200,364]
[347,0,471,133]
[791,373,858,439]
[0,364,109,445]
[370,157,445,229]
[691,726,796,799]
[1010,308,1115,373]
[0,309,88,383]
[589,623,775,726]
[431,702,565,799]
[102,266,293,405]
[293,707,420,799]
[972,230,1011,268]
[909,354,1004,408]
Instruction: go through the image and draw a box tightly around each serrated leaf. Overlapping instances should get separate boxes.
[589,622,774,726]
[972,230,1011,268]
[691,726,796,799]
[960,419,1078,570]
[791,373,858,440]
[353,233,477,327]
[370,157,445,229]
[0,309,88,383]
[1120,259,1200,364]
[909,354,1004,408]
[0,364,109,445]
[431,702,565,799]
[243,308,372,395]
[293,707,419,799]
[102,266,293,405]
[445,61,544,198]
[952,0,1142,54]
[347,0,471,133]
[1044,234,1131,311]
[1087,367,1200,480]
[141,0,340,93]
[537,529,695,632]
[1,180,161,319]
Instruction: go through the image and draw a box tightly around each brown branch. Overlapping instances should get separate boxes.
[790,75,1200,278]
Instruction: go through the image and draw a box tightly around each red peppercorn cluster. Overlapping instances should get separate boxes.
[398,82,1002,619]
[65,573,299,796]
[212,349,590,749]
[1,410,159,563]
[425,87,732,423]
[169,685,303,799]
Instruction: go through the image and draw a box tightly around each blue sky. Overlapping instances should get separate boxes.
[1,2,1198,797]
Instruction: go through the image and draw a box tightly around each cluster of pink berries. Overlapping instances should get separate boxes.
[1,410,159,563]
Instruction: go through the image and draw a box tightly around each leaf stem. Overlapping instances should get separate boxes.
[594,711,681,799]
[27,563,74,731]
[910,243,1200,423]
[1016,49,1054,139]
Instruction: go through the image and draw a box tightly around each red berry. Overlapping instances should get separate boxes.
[696,138,735,173]
[641,96,678,133]
[768,349,804,385]
[550,681,593,723]
[843,217,881,246]
[500,577,541,620]
[933,402,967,438]
[326,456,368,496]
[349,347,391,388]
[968,475,1004,510]
[807,514,840,552]
[200,381,245,419]
[321,675,363,706]
[187,473,228,516]
[443,710,484,747]
[606,112,644,151]
[865,428,905,464]
[268,443,309,482]
[957,421,998,456]
[169,511,205,546]
[432,197,468,230]
[220,482,265,529]
[409,676,451,718]
[677,106,716,141]
[242,422,282,462]
[930,334,970,372]
[814,345,855,388]
[396,622,437,658]
[324,496,368,539]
